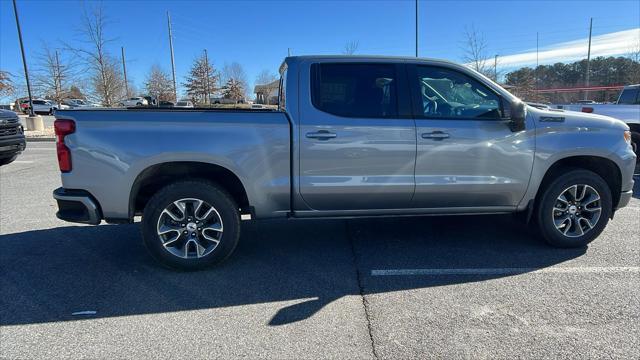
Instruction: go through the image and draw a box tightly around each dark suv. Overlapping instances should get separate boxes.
[0,109,26,166]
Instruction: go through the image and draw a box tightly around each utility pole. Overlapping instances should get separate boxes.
[534,32,540,90]
[167,11,178,102]
[12,0,35,118]
[494,54,498,82]
[121,47,129,97]
[415,0,418,57]
[584,17,593,100]
[204,49,210,105]
[55,50,62,102]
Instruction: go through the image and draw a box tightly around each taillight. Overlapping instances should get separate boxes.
[581,107,593,113]
[54,119,75,172]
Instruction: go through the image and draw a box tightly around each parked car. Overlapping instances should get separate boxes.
[173,100,194,108]
[30,99,68,114]
[143,96,157,106]
[158,101,175,108]
[53,56,636,270]
[0,109,26,166]
[63,99,89,109]
[211,97,244,104]
[119,97,148,107]
[553,84,640,161]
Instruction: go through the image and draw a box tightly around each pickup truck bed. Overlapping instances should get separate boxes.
[56,109,291,221]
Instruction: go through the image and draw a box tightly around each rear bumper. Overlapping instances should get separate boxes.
[616,189,633,210]
[53,188,102,225]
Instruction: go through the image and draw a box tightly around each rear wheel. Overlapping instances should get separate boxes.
[142,180,240,270]
[536,169,611,248]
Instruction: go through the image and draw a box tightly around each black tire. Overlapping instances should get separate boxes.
[142,180,240,270]
[0,155,18,166]
[536,169,612,248]
[136,102,142,106]
[631,131,640,163]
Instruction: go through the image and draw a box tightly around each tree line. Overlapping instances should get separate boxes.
[504,56,640,103]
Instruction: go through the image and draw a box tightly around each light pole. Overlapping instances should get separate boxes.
[415,0,418,57]
[12,0,43,130]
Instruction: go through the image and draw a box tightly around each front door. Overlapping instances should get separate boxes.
[298,62,416,211]
[408,64,535,209]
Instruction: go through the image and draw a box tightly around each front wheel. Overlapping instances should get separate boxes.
[536,169,612,248]
[631,131,640,163]
[142,180,240,270]
[0,155,18,166]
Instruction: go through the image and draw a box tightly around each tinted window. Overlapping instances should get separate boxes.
[415,66,501,119]
[312,63,398,118]
[33,100,46,105]
[618,88,639,105]
[279,67,287,110]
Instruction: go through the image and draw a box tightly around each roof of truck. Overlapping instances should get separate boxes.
[285,55,458,64]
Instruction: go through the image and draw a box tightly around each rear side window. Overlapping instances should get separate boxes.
[618,88,639,105]
[311,63,398,118]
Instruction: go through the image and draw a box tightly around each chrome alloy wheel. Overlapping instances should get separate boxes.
[156,198,224,259]
[552,184,602,238]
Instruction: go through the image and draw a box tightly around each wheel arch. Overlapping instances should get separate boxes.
[534,155,622,216]
[129,161,251,219]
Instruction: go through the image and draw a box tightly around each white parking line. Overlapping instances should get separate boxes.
[371,266,640,276]
[11,160,33,164]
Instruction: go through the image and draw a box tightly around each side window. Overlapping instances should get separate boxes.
[311,63,398,118]
[617,88,639,105]
[416,66,501,119]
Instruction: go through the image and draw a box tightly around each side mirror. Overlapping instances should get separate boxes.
[503,100,526,132]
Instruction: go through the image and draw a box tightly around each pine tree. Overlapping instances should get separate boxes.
[145,65,175,102]
[183,54,218,104]
[222,78,244,101]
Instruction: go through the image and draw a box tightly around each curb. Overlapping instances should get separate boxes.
[26,137,56,142]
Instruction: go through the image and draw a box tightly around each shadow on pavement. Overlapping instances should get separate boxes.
[0,215,586,326]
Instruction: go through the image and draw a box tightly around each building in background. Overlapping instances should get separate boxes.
[254,80,279,105]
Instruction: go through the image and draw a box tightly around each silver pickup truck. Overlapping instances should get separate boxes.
[53,56,636,270]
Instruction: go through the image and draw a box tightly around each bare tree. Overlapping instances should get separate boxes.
[343,40,359,55]
[222,78,244,101]
[34,46,77,104]
[145,65,174,102]
[627,39,640,63]
[0,70,15,98]
[462,25,490,76]
[66,4,125,106]
[183,54,218,104]
[221,62,249,98]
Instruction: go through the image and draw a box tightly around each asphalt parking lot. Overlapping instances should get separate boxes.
[1,142,639,359]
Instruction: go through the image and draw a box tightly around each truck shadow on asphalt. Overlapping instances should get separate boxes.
[0,214,586,327]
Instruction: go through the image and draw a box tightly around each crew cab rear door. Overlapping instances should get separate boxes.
[408,64,535,209]
[297,61,416,211]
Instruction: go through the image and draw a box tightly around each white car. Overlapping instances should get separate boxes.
[119,97,148,107]
[31,99,68,114]
[173,100,194,108]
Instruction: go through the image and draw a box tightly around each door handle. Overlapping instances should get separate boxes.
[306,130,337,140]
[421,131,450,140]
